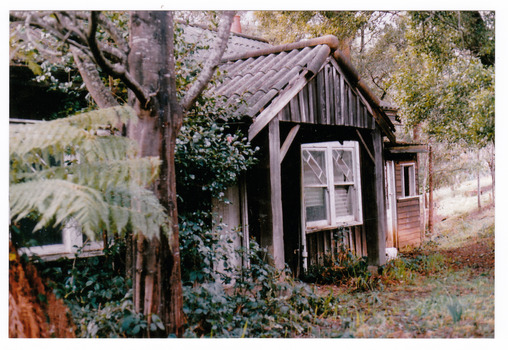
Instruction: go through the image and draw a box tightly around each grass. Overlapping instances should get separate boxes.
[434,176,493,218]
[314,178,495,338]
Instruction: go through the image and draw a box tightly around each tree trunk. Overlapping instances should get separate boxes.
[127,11,183,337]
[488,142,495,204]
[477,150,482,209]
[428,144,434,234]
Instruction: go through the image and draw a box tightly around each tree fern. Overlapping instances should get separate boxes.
[10,106,170,242]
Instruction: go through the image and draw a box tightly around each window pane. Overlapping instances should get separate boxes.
[403,165,415,197]
[332,149,353,183]
[303,150,327,185]
[335,186,353,218]
[12,216,63,247]
[304,187,327,223]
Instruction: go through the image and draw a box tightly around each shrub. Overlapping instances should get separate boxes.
[183,239,341,338]
[381,251,447,284]
[39,239,153,337]
[300,243,377,292]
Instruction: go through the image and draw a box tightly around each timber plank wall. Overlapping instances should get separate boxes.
[278,62,374,129]
[306,227,367,267]
[394,160,422,248]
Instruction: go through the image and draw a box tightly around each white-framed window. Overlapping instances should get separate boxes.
[400,163,416,198]
[16,218,103,260]
[11,118,103,260]
[301,141,363,231]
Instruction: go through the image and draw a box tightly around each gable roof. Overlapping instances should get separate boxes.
[210,35,396,142]
[215,44,332,119]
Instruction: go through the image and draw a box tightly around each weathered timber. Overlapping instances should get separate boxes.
[356,129,375,163]
[268,118,285,269]
[280,124,300,163]
[369,126,387,265]
[248,73,308,140]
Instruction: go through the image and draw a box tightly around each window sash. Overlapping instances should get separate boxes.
[302,141,362,229]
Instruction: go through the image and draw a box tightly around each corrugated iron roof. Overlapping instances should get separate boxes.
[212,44,331,118]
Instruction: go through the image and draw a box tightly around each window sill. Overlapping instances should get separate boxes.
[306,221,362,234]
[18,242,104,261]
[398,195,420,201]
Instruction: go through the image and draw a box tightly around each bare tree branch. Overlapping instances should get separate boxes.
[181,10,235,112]
[87,11,150,107]
[71,46,120,108]
[96,12,129,55]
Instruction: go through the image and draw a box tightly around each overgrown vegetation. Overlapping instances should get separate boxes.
[38,241,156,338]
[182,240,341,337]
[9,106,169,242]
[313,181,495,338]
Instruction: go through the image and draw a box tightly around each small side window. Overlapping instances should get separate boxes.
[401,163,416,198]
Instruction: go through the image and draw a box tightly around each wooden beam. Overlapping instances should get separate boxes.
[239,176,250,268]
[371,126,387,265]
[387,145,428,153]
[356,129,375,163]
[268,118,285,270]
[280,124,300,163]
[248,73,309,141]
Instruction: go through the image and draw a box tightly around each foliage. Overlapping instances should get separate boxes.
[176,111,257,210]
[179,211,229,284]
[387,11,495,147]
[38,240,160,337]
[301,247,374,292]
[407,11,494,67]
[381,252,447,285]
[10,11,133,115]
[391,50,494,147]
[253,11,373,44]
[9,106,170,242]
[183,239,341,337]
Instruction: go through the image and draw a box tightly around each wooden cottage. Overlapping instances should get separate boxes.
[10,21,426,270]
[210,34,405,273]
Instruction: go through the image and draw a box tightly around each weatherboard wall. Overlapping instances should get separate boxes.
[394,159,423,248]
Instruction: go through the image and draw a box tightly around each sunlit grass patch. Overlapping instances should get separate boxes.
[331,269,494,337]
[435,176,493,218]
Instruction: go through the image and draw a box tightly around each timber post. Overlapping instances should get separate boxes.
[428,144,434,234]
[266,118,285,270]
[368,125,387,266]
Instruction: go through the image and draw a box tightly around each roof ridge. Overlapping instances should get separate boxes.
[221,35,340,63]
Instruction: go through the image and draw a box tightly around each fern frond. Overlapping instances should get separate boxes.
[104,184,170,239]
[10,179,108,239]
[9,106,138,160]
[64,105,138,130]
[15,157,161,191]
[10,106,170,242]
[10,179,169,241]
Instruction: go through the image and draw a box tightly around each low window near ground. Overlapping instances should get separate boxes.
[301,141,363,230]
[12,215,103,260]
